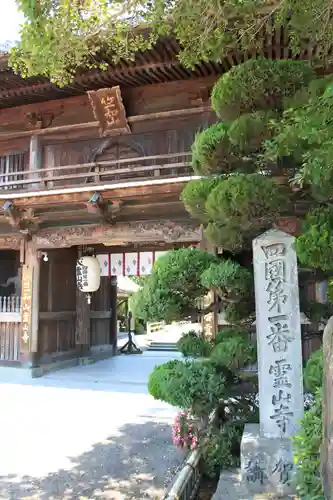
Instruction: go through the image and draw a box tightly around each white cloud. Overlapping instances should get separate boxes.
[0,0,23,44]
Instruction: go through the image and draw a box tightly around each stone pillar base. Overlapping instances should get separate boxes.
[240,423,296,496]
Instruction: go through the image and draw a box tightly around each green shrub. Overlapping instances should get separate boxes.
[201,260,253,299]
[215,327,249,345]
[210,335,256,371]
[295,207,333,271]
[191,122,257,175]
[201,424,243,478]
[211,58,315,120]
[170,360,227,417]
[148,360,186,402]
[149,359,227,417]
[304,348,323,393]
[180,178,218,222]
[177,331,213,358]
[293,389,323,500]
[135,322,146,335]
[191,123,229,175]
[203,174,289,251]
[204,221,250,252]
[205,174,289,229]
[228,111,276,151]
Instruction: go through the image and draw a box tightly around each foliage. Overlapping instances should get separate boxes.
[210,334,256,371]
[135,322,146,335]
[130,273,182,323]
[295,207,333,271]
[13,1,333,86]
[201,424,243,478]
[264,81,333,201]
[303,300,333,324]
[204,221,253,253]
[191,122,258,176]
[201,260,254,323]
[191,123,233,176]
[130,276,148,287]
[148,358,227,417]
[215,327,248,345]
[228,111,276,152]
[147,359,186,402]
[132,247,253,324]
[176,331,213,358]
[304,348,323,393]
[211,58,315,120]
[204,174,289,251]
[172,410,199,451]
[131,248,218,322]
[201,260,253,300]
[293,389,324,500]
[180,178,218,222]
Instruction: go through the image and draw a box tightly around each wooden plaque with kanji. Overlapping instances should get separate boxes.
[87,86,130,137]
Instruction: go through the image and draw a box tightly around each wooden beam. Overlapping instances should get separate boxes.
[0,106,211,142]
[7,182,186,209]
[36,218,201,249]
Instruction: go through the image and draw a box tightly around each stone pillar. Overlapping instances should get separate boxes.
[241,229,304,495]
[322,316,333,500]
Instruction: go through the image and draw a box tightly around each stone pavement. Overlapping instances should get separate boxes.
[0,350,184,499]
[212,470,299,500]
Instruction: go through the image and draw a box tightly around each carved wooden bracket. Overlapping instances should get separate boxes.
[87,86,130,137]
[25,106,64,130]
[2,202,40,235]
[188,86,212,106]
[86,192,123,224]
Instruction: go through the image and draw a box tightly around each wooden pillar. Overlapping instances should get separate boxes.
[29,136,42,190]
[110,276,117,354]
[20,236,40,366]
[75,248,91,356]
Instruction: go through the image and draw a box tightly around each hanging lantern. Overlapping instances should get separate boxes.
[76,256,101,304]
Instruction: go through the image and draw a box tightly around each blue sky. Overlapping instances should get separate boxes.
[0,0,22,44]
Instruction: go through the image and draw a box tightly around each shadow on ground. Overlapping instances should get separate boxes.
[0,420,184,500]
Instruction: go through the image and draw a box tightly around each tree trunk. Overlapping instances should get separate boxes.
[321,315,333,498]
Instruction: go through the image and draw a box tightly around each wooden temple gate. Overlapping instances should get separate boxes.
[0,36,324,372]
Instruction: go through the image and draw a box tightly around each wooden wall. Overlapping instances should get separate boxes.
[90,277,112,347]
[0,76,217,139]
[42,114,212,165]
[37,247,117,362]
[38,247,77,362]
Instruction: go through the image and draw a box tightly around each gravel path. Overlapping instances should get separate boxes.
[0,352,184,499]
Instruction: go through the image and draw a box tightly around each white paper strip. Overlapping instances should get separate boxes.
[110,253,124,276]
[97,254,109,277]
[139,252,153,275]
[124,252,139,276]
